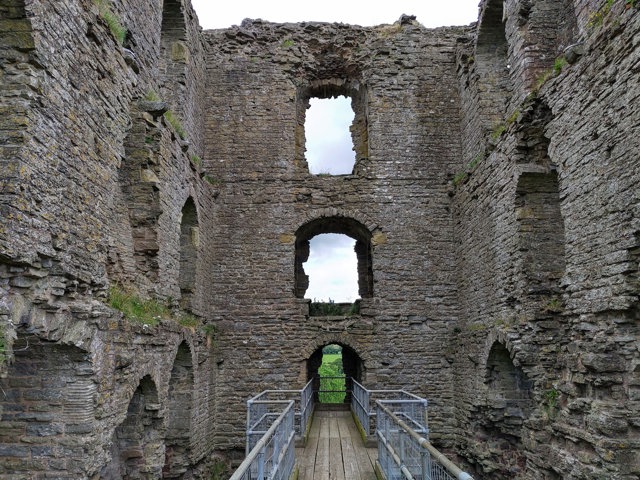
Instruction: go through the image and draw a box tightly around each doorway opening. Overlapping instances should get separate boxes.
[307,343,363,405]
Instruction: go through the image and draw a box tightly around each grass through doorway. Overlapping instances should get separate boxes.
[318,344,345,403]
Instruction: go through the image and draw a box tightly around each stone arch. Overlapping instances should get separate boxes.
[0,334,96,477]
[300,334,373,370]
[513,0,579,91]
[179,197,199,310]
[101,375,164,479]
[513,100,566,310]
[160,0,188,116]
[162,341,194,478]
[528,0,578,66]
[472,339,533,478]
[305,341,365,404]
[475,0,513,129]
[294,216,373,299]
[113,100,167,292]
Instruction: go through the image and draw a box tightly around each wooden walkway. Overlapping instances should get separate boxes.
[296,410,378,480]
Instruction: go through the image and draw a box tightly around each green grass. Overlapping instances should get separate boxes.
[177,313,200,328]
[144,90,161,102]
[318,350,345,403]
[553,56,568,75]
[93,0,127,45]
[164,110,187,140]
[203,174,221,186]
[108,285,170,326]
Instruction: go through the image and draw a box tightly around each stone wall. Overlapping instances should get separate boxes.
[202,18,464,447]
[452,0,640,478]
[0,0,638,478]
[0,0,220,477]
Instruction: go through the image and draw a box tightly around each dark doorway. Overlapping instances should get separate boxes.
[307,343,363,404]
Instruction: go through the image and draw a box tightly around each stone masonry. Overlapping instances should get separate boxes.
[0,0,638,478]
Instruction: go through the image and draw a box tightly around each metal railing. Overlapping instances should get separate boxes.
[246,378,315,448]
[230,400,296,480]
[351,380,429,438]
[316,375,348,403]
[376,400,474,480]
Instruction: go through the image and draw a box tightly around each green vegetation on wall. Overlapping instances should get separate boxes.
[93,0,127,45]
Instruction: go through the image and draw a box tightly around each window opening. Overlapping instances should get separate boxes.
[476,0,513,125]
[303,233,359,315]
[306,96,355,175]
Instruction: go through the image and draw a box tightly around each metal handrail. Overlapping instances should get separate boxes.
[376,400,474,480]
[246,378,315,443]
[231,401,296,480]
[351,380,429,437]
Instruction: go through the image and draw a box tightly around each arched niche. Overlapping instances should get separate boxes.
[101,375,163,479]
[163,342,194,478]
[179,197,199,310]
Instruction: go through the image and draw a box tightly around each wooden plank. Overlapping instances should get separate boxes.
[345,413,378,480]
[328,415,345,480]
[315,413,331,480]
[338,413,362,480]
[298,411,321,480]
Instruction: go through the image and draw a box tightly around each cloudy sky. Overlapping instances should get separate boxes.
[190,1,480,302]
[191,1,480,30]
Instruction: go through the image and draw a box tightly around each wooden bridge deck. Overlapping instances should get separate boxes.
[296,410,378,480]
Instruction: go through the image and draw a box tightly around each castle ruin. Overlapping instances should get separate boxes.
[0,0,639,478]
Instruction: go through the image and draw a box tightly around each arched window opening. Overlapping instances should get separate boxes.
[179,197,199,310]
[486,343,533,405]
[295,217,373,315]
[307,343,364,405]
[101,376,163,479]
[304,233,358,314]
[517,0,579,91]
[475,0,513,129]
[116,102,164,293]
[305,96,355,175]
[163,342,194,478]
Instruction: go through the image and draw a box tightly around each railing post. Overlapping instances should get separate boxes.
[422,448,431,480]
[257,447,265,480]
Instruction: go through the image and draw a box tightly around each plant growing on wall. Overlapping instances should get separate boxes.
[93,0,127,45]
[164,110,187,140]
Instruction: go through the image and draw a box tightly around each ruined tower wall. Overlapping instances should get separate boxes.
[0,0,221,476]
[0,0,638,478]
[452,1,640,478]
[202,20,466,447]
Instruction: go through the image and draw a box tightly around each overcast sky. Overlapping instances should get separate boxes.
[304,234,358,302]
[191,1,480,29]
[191,1,480,302]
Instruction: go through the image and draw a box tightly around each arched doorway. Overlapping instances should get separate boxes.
[307,343,364,404]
